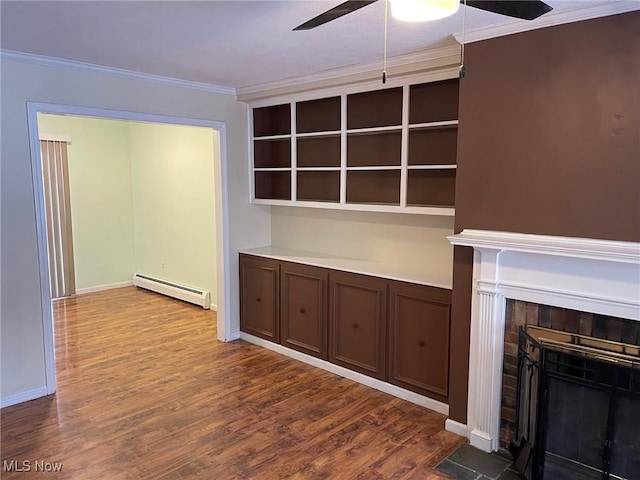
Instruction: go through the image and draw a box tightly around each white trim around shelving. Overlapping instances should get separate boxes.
[296,130,342,138]
[296,167,341,172]
[252,197,455,216]
[247,107,256,203]
[290,101,297,201]
[340,94,348,205]
[253,133,291,141]
[253,167,292,172]
[408,120,459,129]
[346,165,402,171]
[239,332,449,416]
[400,85,410,209]
[347,125,403,134]
[407,164,457,170]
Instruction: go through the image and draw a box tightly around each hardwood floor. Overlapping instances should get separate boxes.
[1,287,464,479]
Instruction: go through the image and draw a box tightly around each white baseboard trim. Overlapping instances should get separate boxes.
[209,303,218,312]
[226,330,241,341]
[239,332,449,416]
[445,418,468,437]
[76,281,133,295]
[1,386,49,408]
[469,428,493,453]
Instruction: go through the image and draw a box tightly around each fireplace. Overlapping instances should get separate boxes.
[447,230,640,454]
[502,300,640,450]
[511,324,640,479]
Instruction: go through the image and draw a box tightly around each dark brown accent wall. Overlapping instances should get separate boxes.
[449,12,640,425]
[455,12,640,240]
[449,246,473,422]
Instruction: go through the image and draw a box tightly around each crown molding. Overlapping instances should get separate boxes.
[453,1,640,45]
[237,44,461,103]
[0,49,237,96]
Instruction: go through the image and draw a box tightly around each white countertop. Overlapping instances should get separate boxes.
[238,246,452,290]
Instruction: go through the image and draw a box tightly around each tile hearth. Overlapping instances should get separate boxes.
[436,445,523,480]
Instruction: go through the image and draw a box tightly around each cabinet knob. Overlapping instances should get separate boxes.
[300,308,306,314]
[256,297,261,302]
[352,323,359,329]
[418,340,425,347]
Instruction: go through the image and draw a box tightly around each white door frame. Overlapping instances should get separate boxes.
[26,102,232,395]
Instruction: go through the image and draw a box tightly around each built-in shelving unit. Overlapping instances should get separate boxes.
[251,78,459,215]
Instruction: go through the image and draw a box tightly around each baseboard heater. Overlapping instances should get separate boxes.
[132,273,210,309]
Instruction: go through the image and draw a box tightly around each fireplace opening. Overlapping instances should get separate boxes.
[510,326,640,480]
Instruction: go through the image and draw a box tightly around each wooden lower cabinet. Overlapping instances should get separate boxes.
[388,281,451,402]
[281,262,328,359]
[239,255,279,342]
[329,271,387,380]
[239,253,451,403]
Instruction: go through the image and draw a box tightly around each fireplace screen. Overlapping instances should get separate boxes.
[511,326,640,480]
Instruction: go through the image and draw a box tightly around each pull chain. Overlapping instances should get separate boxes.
[383,0,388,84]
[460,0,467,78]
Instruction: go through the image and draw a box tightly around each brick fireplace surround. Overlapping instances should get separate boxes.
[447,230,640,452]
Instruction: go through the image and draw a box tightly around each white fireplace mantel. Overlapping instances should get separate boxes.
[446,229,640,452]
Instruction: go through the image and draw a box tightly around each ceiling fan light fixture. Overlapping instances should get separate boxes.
[389,0,460,22]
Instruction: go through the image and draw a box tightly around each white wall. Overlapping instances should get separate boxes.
[129,122,217,304]
[271,207,454,285]
[0,56,271,404]
[37,114,136,291]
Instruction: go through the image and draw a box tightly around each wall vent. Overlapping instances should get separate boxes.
[133,273,210,309]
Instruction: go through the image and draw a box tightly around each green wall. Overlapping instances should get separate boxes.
[37,114,135,291]
[37,115,217,304]
[129,122,217,304]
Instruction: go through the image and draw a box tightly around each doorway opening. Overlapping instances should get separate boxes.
[27,102,231,396]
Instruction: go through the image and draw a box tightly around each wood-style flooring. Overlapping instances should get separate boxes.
[1,287,464,479]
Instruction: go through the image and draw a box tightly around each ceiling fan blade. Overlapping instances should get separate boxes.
[293,0,378,31]
[464,0,553,20]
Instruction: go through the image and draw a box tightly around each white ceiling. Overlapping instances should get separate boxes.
[0,1,634,91]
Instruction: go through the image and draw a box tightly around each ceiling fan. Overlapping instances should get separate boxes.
[293,0,553,31]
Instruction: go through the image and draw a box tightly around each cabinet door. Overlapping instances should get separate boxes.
[240,255,279,342]
[329,272,387,380]
[281,262,328,359]
[388,281,451,402]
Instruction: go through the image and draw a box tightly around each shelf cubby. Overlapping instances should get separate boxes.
[255,171,291,200]
[253,103,291,137]
[297,135,341,168]
[409,79,459,124]
[297,171,340,202]
[254,138,291,169]
[406,169,456,207]
[347,131,402,167]
[297,97,341,133]
[250,77,459,215]
[408,127,458,166]
[347,88,403,129]
[346,170,401,205]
